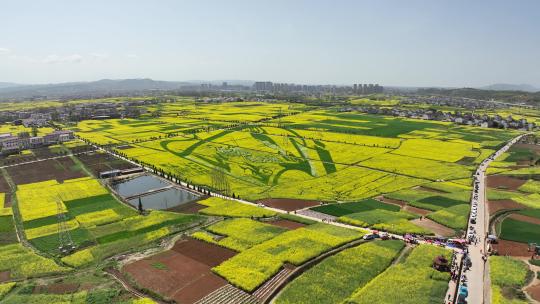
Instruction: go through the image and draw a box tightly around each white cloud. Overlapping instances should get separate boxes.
[126,54,139,59]
[43,54,84,64]
[0,47,11,55]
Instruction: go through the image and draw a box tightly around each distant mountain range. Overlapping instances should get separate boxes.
[0,79,195,101]
[479,83,539,92]
[0,79,538,102]
[0,79,260,101]
[0,82,21,89]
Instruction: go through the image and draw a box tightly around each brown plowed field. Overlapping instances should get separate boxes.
[487,175,526,190]
[514,143,540,152]
[403,205,431,216]
[0,174,12,207]
[33,283,79,294]
[257,198,320,211]
[69,145,94,154]
[510,214,540,225]
[123,238,236,304]
[76,152,135,176]
[378,196,406,207]
[378,196,430,215]
[167,201,207,214]
[488,200,525,214]
[492,240,532,257]
[2,193,11,208]
[526,283,540,302]
[0,174,10,193]
[410,218,455,237]
[267,219,306,230]
[0,271,10,283]
[5,157,86,185]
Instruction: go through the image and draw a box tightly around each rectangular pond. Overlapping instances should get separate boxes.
[111,174,170,197]
[128,188,200,210]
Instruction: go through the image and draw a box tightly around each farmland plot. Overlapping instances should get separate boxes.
[213,223,363,291]
[347,245,451,304]
[384,186,471,231]
[0,243,68,279]
[339,209,428,235]
[14,175,202,260]
[61,210,202,267]
[490,256,530,304]
[198,197,276,218]
[276,240,404,304]
[72,105,517,210]
[193,218,286,252]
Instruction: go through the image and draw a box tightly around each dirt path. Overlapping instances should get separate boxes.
[490,211,508,235]
[521,259,540,303]
[105,268,163,303]
[115,217,221,267]
[392,244,412,265]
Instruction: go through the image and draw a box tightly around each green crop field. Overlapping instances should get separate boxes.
[340,210,428,235]
[0,282,16,301]
[65,102,517,205]
[499,218,540,244]
[0,243,69,279]
[13,175,202,261]
[312,199,400,217]
[490,256,530,304]
[427,204,470,230]
[65,102,520,239]
[518,179,540,193]
[0,204,70,280]
[276,240,404,304]
[0,193,71,281]
[346,245,451,304]
[0,215,17,245]
[1,99,528,304]
[512,193,540,209]
[517,209,540,219]
[193,218,286,251]
[213,223,364,291]
[198,197,276,217]
[313,198,430,235]
[383,184,470,231]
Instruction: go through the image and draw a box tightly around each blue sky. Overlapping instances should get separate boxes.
[1,0,539,87]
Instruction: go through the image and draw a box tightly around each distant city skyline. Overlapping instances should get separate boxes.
[1,0,539,87]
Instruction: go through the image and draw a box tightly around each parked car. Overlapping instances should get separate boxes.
[363,233,380,240]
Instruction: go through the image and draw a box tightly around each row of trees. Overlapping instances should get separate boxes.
[109,147,241,200]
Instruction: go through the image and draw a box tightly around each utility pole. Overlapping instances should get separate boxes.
[57,199,75,255]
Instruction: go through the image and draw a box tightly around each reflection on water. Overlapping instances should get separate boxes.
[111,175,169,197]
[112,174,200,210]
[128,188,199,210]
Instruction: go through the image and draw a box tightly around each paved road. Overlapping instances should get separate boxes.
[461,133,527,304]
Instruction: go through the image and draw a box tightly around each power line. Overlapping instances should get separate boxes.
[56,198,75,255]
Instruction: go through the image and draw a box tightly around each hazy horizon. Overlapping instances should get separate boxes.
[1,0,539,87]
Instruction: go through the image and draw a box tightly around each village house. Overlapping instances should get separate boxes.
[0,130,75,155]
[349,105,536,131]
